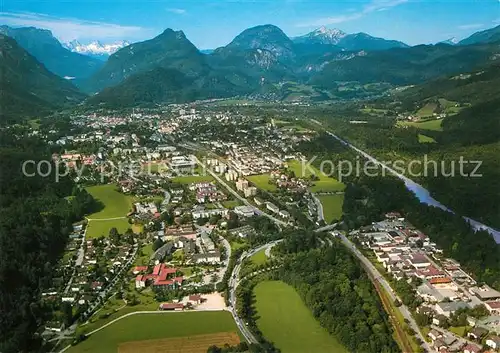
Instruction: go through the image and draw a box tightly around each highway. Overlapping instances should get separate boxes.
[335,232,432,353]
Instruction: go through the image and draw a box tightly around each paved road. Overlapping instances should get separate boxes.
[63,227,87,294]
[335,232,432,352]
[228,240,284,344]
[311,193,324,222]
[192,156,289,227]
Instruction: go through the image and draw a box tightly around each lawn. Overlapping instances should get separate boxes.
[230,240,249,251]
[86,218,132,239]
[254,281,348,353]
[222,200,241,209]
[318,194,344,224]
[449,326,467,336]
[171,175,214,184]
[86,184,133,219]
[246,174,277,192]
[69,311,240,353]
[287,160,345,193]
[134,243,154,266]
[250,249,268,265]
[398,119,443,131]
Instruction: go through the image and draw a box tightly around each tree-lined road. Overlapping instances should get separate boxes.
[335,231,432,353]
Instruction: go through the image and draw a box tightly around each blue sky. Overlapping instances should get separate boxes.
[1,0,499,48]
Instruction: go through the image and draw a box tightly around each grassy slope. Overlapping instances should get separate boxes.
[254,280,348,353]
[69,311,240,353]
[85,184,133,238]
[287,160,345,193]
[318,194,344,224]
[397,119,443,131]
[86,184,132,219]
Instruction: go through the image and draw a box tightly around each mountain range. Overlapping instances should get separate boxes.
[63,40,130,60]
[0,34,86,122]
[0,26,103,80]
[293,26,409,51]
[3,23,500,111]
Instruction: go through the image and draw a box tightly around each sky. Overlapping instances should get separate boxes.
[1,0,499,49]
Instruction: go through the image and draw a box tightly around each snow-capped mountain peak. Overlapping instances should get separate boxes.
[313,27,346,40]
[64,40,130,58]
[294,27,347,45]
[439,37,458,45]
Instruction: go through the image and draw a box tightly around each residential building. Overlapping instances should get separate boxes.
[234,206,255,218]
[486,335,500,350]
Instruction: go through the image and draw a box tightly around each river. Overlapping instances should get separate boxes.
[324,131,500,244]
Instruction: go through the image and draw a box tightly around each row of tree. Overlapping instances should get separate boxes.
[275,231,401,353]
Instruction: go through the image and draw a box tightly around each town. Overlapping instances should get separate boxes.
[17,104,500,353]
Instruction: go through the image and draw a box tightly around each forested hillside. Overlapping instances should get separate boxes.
[0,34,86,123]
[0,130,97,353]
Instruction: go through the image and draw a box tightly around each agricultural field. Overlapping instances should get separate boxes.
[118,332,240,353]
[247,174,277,191]
[397,119,443,131]
[416,102,438,117]
[254,281,348,353]
[69,311,240,353]
[318,194,344,224]
[287,160,345,193]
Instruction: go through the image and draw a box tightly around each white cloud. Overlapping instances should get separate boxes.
[167,8,187,15]
[296,0,408,27]
[458,23,485,30]
[0,12,152,42]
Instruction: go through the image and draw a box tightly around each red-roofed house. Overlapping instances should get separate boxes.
[485,302,500,315]
[430,277,453,287]
[188,294,204,305]
[463,344,481,353]
[159,303,184,311]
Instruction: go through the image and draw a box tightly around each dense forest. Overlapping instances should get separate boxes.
[272,230,401,353]
[0,128,97,352]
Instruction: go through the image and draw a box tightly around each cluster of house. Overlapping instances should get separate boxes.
[132,201,160,220]
[212,144,283,177]
[189,182,227,204]
[354,213,500,351]
[150,225,222,267]
[270,170,308,192]
[254,197,290,219]
[428,327,500,353]
[134,263,183,289]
